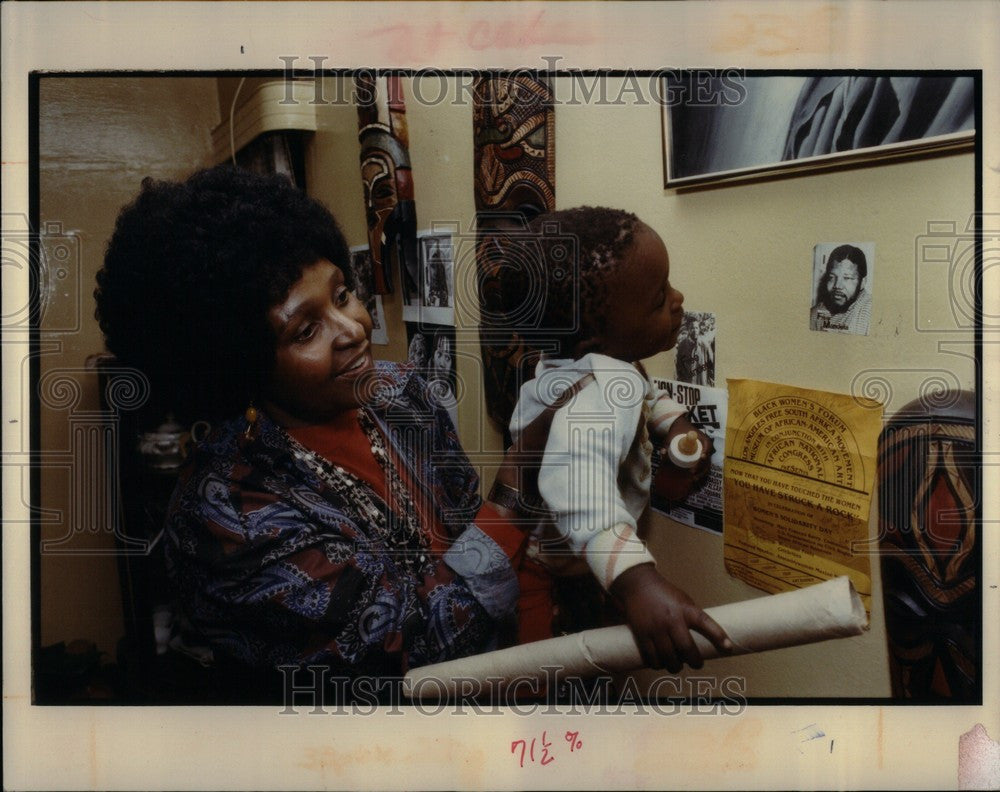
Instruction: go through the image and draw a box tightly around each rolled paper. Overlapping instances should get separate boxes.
[403,575,867,699]
[668,430,703,468]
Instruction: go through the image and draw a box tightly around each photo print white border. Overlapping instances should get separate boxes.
[415,228,456,327]
[4,3,998,791]
[674,310,716,386]
[809,241,875,336]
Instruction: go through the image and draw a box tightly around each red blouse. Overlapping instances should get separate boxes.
[287,409,554,645]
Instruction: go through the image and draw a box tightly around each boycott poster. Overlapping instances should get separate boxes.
[649,379,727,534]
[723,379,883,612]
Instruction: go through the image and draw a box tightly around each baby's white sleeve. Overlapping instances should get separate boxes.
[537,385,656,590]
[648,392,688,438]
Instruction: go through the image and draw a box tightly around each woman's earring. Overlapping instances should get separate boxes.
[190,420,212,444]
[244,402,258,439]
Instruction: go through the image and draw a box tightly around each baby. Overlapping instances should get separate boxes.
[507,207,732,671]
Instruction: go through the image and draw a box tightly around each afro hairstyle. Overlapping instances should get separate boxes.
[94,165,351,423]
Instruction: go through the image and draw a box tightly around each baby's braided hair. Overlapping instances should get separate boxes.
[501,206,640,356]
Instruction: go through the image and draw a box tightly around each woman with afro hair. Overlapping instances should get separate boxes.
[95,165,554,695]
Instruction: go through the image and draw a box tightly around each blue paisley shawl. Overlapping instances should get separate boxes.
[164,362,520,675]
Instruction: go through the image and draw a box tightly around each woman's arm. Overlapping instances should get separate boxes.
[165,471,514,676]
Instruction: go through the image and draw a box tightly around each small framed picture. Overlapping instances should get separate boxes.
[809,243,875,336]
[674,311,716,386]
[348,245,388,345]
[405,322,458,426]
[403,230,455,326]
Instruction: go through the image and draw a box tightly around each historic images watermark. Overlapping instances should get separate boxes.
[3,215,156,555]
[276,665,748,717]
[276,57,748,109]
[913,213,1000,334]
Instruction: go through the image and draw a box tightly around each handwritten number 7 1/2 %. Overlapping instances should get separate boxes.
[510,731,584,767]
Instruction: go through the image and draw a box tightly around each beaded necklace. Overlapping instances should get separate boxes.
[282,407,431,574]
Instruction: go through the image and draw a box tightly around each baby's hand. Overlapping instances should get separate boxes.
[610,564,732,672]
[662,415,713,468]
[651,415,713,502]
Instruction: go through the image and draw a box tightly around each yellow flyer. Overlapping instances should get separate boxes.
[723,379,883,612]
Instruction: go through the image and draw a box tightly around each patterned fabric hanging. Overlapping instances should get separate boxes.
[472,75,556,435]
[356,75,418,295]
[877,391,979,701]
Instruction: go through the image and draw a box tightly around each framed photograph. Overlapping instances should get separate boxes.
[398,242,422,322]
[347,245,388,345]
[674,310,716,386]
[368,295,388,345]
[809,242,875,336]
[663,73,975,188]
[405,323,458,427]
[400,229,456,326]
[417,230,456,326]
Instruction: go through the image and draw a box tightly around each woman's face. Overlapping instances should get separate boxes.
[264,259,374,426]
[433,337,451,374]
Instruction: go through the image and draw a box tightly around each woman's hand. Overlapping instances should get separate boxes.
[610,563,733,672]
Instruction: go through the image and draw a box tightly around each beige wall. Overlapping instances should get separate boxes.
[38,78,220,654]
[551,77,974,698]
